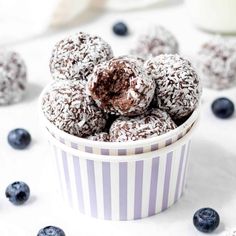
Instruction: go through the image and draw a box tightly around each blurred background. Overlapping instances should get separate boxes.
[1,0,236,48]
[0,0,186,46]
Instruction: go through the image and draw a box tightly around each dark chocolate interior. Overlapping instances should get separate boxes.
[92,61,135,110]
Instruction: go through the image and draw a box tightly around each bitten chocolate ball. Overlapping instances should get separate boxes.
[145,54,201,119]
[196,37,236,90]
[87,56,155,116]
[0,51,27,105]
[110,108,177,142]
[50,32,113,81]
[130,26,179,60]
[42,80,107,137]
[87,132,110,142]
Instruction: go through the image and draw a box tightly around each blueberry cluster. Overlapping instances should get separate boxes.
[5,128,66,235]
[5,121,223,235]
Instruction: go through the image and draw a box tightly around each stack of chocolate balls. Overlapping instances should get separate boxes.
[42,32,202,142]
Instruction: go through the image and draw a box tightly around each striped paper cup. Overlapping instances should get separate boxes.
[44,121,198,220]
[39,85,200,155]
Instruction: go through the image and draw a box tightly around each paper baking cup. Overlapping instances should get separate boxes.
[39,86,199,155]
[44,121,197,220]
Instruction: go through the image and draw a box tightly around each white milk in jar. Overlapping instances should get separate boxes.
[186,0,236,33]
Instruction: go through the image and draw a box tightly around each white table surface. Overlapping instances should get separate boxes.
[0,1,236,235]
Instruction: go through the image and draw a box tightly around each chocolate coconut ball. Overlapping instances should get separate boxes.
[0,51,27,105]
[110,108,177,142]
[50,32,113,81]
[87,132,110,142]
[87,56,155,116]
[130,26,179,60]
[145,54,201,119]
[196,37,236,90]
[42,80,107,137]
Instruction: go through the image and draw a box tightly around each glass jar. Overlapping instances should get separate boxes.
[186,0,236,34]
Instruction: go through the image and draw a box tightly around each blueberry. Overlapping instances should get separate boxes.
[212,97,234,119]
[112,22,128,36]
[193,208,220,233]
[8,128,31,149]
[5,181,30,205]
[37,226,66,236]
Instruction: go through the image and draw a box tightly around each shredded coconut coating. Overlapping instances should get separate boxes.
[49,32,114,81]
[110,108,177,142]
[42,80,107,137]
[130,26,179,60]
[0,51,27,105]
[195,37,236,90]
[145,54,201,119]
[87,132,110,142]
[87,56,156,116]
[119,55,145,64]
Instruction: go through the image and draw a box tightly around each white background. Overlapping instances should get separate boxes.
[0,1,236,235]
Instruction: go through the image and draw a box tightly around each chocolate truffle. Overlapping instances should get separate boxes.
[87,132,110,142]
[50,32,113,81]
[0,51,27,105]
[42,80,107,137]
[196,37,236,90]
[130,26,179,60]
[110,108,177,142]
[87,56,155,116]
[145,54,201,119]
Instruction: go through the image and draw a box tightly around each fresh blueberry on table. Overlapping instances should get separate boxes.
[112,22,129,36]
[37,226,66,236]
[193,208,220,233]
[212,97,234,119]
[5,181,30,205]
[8,128,31,149]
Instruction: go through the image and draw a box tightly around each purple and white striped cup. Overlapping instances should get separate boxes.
[43,120,198,220]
